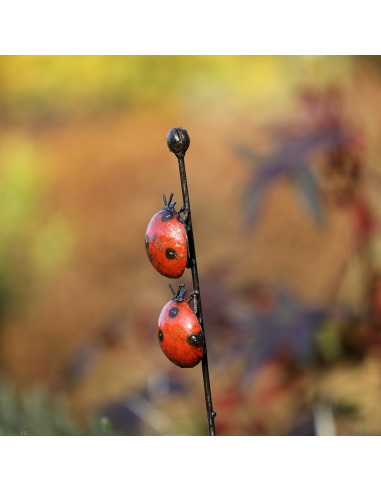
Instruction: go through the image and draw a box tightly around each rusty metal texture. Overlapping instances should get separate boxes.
[166,127,217,436]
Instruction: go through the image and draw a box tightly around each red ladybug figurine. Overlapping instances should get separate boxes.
[158,284,204,368]
[145,193,188,278]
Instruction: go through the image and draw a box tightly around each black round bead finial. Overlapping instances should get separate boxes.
[167,127,190,156]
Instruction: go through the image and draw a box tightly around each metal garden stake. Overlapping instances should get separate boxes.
[166,127,216,436]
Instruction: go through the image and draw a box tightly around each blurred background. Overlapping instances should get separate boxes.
[0,55,381,435]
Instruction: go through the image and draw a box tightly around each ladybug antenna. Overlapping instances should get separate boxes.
[167,193,174,207]
[177,283,187,301]
[177,283,185,294]
[168,283,187,301]
[168,283,176,298]
[162,194,168,208]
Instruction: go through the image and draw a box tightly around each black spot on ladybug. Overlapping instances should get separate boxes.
[158,329,164,342]
[169,307,179,318]
[165,248,177,259]
[162,212,173,222]
[145,236,149,250]
[188,332,204,347]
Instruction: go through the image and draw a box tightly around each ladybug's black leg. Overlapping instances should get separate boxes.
[167,192,174,207]
[187,291,199,313]
[168,283,176,298]
[179,204,190,231]
[187,291,198,303]
[178,205,186,220]
[162,193,168,208]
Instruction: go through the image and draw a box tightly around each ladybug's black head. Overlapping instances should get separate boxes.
[168,283,187,302]
[161,193,185,223]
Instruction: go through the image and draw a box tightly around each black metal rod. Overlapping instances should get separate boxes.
[167,127,216,436]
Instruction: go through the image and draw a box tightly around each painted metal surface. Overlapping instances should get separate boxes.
[158,290,204,368]
[145,194,187,278]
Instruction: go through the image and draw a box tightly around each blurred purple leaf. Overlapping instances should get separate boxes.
[236,119,351,228]
[290,165,324,223]
[242,179,268,228]
[210,286,327,387]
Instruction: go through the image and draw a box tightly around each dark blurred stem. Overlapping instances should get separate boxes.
[176,155,216,436]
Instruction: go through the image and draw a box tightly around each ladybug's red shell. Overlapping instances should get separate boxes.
[158,300,204,368]
[145,208,187,278]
